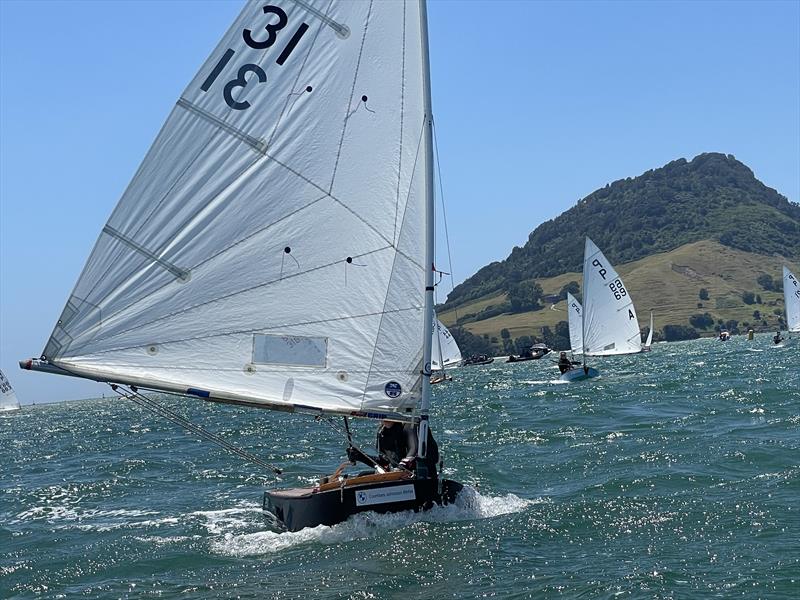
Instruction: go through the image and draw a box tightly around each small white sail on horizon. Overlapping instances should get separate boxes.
[566,292,583,355]
[0,369,21,411]
[431,318,462,371]
[644,311,654,350]
[582,238,642,356]
[784,266,800,333]
[24,0,437,421]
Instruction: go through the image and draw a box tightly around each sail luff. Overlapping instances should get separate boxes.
[417,0,435,460]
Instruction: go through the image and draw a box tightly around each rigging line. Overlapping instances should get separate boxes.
[432,119,459,324]
[393,0,407,245]
[111,383,283,476]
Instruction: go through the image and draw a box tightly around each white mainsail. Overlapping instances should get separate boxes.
[784,266,800,332]
[582,238,642,356]
[30,1,434,419]
[566,292,583,354]
[0,370,21,411]
[431,318,462,370]
[644,311,654,349]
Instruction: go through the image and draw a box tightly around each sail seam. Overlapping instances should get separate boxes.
[63,306,423,357]
[266,0,332,150]
[67,244,405,351]
[393,1,407,246]
[328,0,373,195]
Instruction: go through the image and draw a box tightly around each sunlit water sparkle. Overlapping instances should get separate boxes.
[1,334,798,598]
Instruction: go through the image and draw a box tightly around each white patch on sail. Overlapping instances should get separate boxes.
[39,1,431,416]
[783,266,800,332]
[582,238,642,356]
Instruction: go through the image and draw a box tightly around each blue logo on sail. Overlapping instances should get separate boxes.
[384,381,402,398]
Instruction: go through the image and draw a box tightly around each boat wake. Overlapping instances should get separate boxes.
[211,486,538,557]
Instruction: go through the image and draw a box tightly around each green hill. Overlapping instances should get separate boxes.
[439,153,800,356]
[444,153,799,310]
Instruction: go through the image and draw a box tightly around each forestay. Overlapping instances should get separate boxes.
[784,266,800,332]
[431,318,462,370]
[37,0,432,418]
[582,238,642,356]
[566,292,583,355]
[0,370,20,412]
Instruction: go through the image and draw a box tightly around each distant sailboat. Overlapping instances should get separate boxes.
[431,317,461,384]
[566,292,583,355]
[0,370,21,411]
[21,0,463,532]
[783,266,800,333]
[562,238,641,381]
[642,311,654,352]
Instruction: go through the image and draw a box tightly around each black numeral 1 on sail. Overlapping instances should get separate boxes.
[276,23,309,65]
[201,48,236,92]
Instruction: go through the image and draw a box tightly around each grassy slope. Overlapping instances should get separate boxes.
[438,240,799,340]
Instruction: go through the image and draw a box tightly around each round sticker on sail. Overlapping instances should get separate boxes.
[384,381,402,398]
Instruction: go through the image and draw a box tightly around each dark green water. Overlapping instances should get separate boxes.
[2,335,798,598]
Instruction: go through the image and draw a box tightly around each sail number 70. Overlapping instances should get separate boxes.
[200,5,309,110]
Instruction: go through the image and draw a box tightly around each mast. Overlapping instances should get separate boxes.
[417,0,435,463]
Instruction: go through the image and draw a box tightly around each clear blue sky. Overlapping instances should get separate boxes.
[1,0,798,403]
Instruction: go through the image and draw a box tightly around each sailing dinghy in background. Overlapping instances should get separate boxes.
[431,316,461,384]
[561,238,641,381]
[21,0,463,532]
[0,370,21,412]
[783,266,800,334]
[642,311,654,352]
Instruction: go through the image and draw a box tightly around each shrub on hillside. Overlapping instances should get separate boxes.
[663,324,700,341]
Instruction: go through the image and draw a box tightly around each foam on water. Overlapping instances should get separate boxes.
[211,487,537,557]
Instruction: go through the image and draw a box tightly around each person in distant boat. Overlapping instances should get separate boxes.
[557,352,574,374]
[774,331,784,345]
[347,420,439,477]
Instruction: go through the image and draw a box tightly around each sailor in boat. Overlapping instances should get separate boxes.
[348,420,440,477]
[557,352,574,374]
[773,331,784,345]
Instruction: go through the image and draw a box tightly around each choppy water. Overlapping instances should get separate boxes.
[1,334,798,598]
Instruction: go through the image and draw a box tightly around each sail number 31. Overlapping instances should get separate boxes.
[201,5,309,110]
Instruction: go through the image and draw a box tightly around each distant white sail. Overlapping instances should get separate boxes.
[431,318,461,370]
[582,238,642,356]
[35,1,432,418]
[644,311,654,349]
[566,292,583,354]
[0,370,20,411]
[784,266,800,333]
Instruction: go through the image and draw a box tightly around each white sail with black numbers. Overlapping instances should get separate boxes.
[566,293,583,355]
[35,0,432,418]
[784,266,800,333]
[582,238,642,356]
[0,370,21,412]
[431,317,461,370]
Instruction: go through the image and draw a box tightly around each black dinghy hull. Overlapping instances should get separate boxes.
[264,477,463,532]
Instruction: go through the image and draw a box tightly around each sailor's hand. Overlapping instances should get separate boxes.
[399,457,416,470]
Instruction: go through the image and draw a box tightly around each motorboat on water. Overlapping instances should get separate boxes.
[507,344,551,363]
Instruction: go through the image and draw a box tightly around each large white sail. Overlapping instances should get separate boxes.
[32,1,432,418]
[784,266,800,332]
[431,318,461,370]
[0,370,21,412]
[566,292,583,354]
[582,238,642,356]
